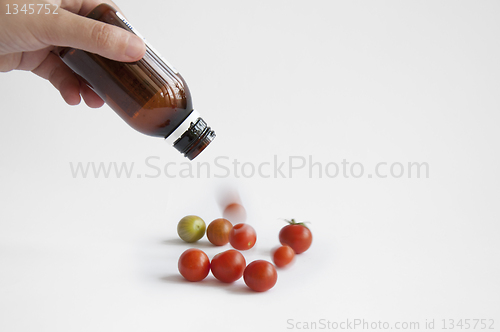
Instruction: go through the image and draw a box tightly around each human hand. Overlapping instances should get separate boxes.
[0,0,146,107]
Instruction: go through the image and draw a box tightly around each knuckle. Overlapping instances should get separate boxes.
[0,54,21,72]
[90,23,114,49]
[47,65,60,87]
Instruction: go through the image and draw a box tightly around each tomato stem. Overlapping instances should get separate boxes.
[283,218,310,228]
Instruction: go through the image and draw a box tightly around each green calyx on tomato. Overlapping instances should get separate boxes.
[284,218,310,228]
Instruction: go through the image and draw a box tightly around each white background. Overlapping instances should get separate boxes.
[1,1,500,331]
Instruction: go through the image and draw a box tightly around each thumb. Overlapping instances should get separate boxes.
[36,8,146,62]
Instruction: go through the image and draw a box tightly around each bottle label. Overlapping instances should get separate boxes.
[115,11,179,74]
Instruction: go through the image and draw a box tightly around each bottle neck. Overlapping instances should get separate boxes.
[166,110,216,160]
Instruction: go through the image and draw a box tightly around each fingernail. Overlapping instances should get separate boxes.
[125,36,145,59]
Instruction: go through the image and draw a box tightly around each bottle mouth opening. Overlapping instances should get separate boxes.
[172,118,216,160]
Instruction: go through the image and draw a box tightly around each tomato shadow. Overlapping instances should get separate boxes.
[224,284,257,295]
[161,238,216,248]
[159,274,259,294]
[159,274,187,284]
[159,274,233,289]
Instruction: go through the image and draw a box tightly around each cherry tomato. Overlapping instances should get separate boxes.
[177,215,206,243]
[229,223,256,250]
[272,245,295,268]
[223,202,247,223]
[243,260,278,292]
[206,218,233,246]
[210,249,246,283]
[279,219,312,254]
[178,248,210,282]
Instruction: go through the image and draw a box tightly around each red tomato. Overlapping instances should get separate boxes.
[229,223,256,250]
[272,245,295,267]
[243,260,278,292]
[178,248,210,282]
[279,219,312,254]
[223,202,247,223]
[210,249,246,283]
[206,218,233,246]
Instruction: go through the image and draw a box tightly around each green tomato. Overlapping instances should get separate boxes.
[177,215,206,243]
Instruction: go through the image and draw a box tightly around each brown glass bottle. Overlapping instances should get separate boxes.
[56,4,215,160]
